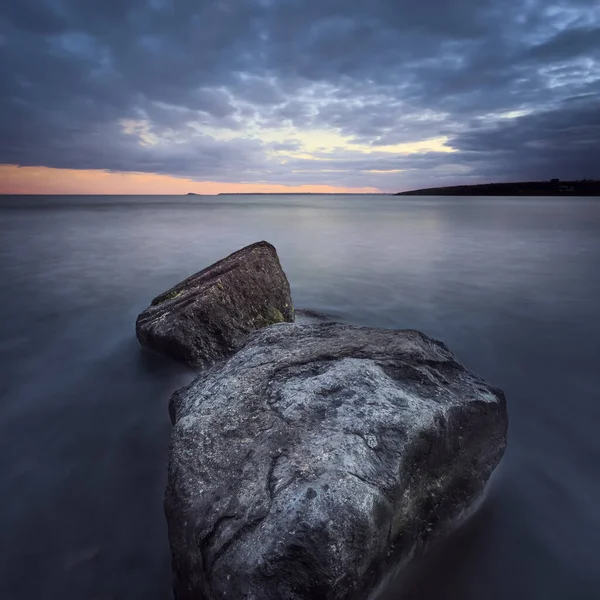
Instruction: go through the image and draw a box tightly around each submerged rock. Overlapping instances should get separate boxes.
[136,241,294,369]
[294,308,339,324]
[165,323,508,600]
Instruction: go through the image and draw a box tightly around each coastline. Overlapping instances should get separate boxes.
[397,180,600,196]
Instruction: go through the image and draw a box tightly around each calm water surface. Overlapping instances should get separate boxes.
[0,194,599,599]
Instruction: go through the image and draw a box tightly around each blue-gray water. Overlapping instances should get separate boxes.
[1,194,599,600]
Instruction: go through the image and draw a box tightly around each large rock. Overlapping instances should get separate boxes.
[165,323,508,599]
[136,241,294,368]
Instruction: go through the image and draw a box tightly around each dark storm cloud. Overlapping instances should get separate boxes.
[450,93,600,180]
[527,26,600,62]
[1,0,599,190]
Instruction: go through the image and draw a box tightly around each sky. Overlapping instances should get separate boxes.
[1,0,599,194]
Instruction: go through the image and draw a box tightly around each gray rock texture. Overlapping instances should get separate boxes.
[165,323,508,600]
[136,241,294,368]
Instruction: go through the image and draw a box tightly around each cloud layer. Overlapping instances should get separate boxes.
[1,0,599,191]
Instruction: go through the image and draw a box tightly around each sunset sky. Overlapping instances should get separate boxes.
[1,0,599,194]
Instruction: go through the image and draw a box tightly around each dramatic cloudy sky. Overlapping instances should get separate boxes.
[1,0,599,193]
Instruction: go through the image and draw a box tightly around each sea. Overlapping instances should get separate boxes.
[0,194,599,600]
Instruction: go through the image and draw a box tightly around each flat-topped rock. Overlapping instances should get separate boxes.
[136,241,294,369]
[165,323,508,599]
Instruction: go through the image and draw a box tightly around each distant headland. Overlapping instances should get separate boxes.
[397,179,600,196]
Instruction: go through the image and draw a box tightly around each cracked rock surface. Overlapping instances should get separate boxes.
[136,241,294,369]
[165,323,508,599]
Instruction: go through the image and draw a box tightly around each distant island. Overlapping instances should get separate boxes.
[397,180,600,196]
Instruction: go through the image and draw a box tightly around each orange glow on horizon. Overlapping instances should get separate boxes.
[0,165,379,195]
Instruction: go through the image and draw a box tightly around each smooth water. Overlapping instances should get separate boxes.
[1,194,599,600]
